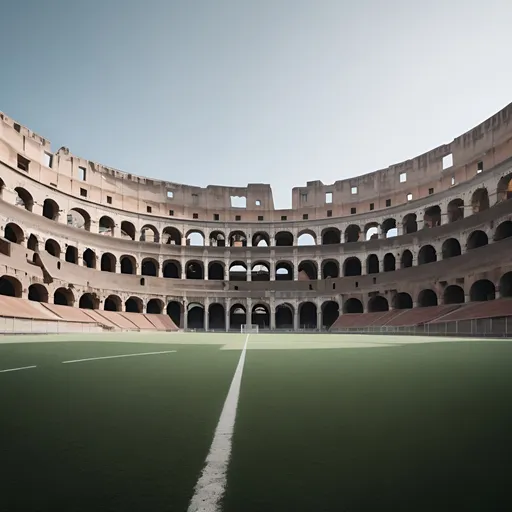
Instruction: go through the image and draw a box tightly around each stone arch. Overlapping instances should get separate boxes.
[100,253,116,272]
[0,275,22,297]
[470,280,496,302]
[65,246,78,264]
[121,221,136,240]
[447,198,464,223]
[125,296,143,313]
[321,227,341,245]
[120,255,136,274]
[275,231,293,246]
[252,231,270,247]
[141,258,158,277]
[471,188,490,213]
[402,213,418,234]
[299,301,317,329]
[83,248,97,269]
[368,295,389,312]
[322,301,339,329]
[418,245,437,265]
[418,289,438,307]
[298,260,317,280]
[186,229,205,246]
[167,300,182,328]
[443,285,465,304]
[104,295,122,311]
[442,238,461,259]
[147,298,164,314]
[163,260,181,279]
[188,303,205,329]
[54,287,74,306]
[344,224,361,243]
[79,293,99,310]
[424,205,441,228]
[275,303,294,329]
[252,303,270,328]
[4,223,24,244]
[15,187,34,212]
[392,292,413,310]
[186,260,204,280]
[42,198,60,221]
[322,259,339,279]
[229,261,247,281]
[208,261,224,280]
[401,249,413,268]
[208,303,225,330]
[343,257,362,277]
[28,283,48,303]
[27,234,39,252]
[297,229,316,246]
[229,304,246,330]
[382,218,397,238]
[210,231,226,247]
[494,221,512,242]
[276,261,293,281]
[383,253,396,272]
[99,216,115,236]
[366,254,379,274]
[140,224,159,243]
[228,231,247,247]
[499,272,512,298]
[497,173,512,202]
[467,230,488,250]
[364,222,379,241]
[343,298,363,313]
[45,239,61,258]
[251,261,270,281]
[68,208,91,231]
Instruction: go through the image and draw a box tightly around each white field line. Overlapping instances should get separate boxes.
[0,365,37,373]
[187,334,250,512]
[62,350,176,364]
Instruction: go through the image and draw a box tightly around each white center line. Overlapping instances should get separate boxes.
[0,365,37,373]
[187,334,250,512]
[62,350,177,364]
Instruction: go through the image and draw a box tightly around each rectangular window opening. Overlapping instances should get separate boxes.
[325,192,333,203]
[302,213,308,220]
[235,215,241,221]
[442,153,453,170]
[213,213,219,221]
[399,172,407,183]
[78,166,86,181]
[429,188,434,195]
[146,205,152,213]
[350,207,356,214]
[327,210,332,217]
[167,190,174,199]
[281,215,287,221]
[17,154,29,172]
[193,213,199,219]
[407,193,412,201]
[385,199,391,207]
[169,210,174,216]
[43,152,53,168]
[258,215,264,221]
[300,193,308,203]
[477,161,483,173]
[230,196,246,208]
[107,196,112,204]
[451,176,455,186]
[351,186,358,195]
[370,203,374,211]
[80,188,87,198]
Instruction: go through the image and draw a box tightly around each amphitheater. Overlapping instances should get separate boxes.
[1,103,512,336]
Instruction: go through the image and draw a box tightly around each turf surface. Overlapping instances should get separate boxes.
[1,334,512,511]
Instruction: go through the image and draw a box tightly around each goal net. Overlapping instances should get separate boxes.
[241,324,259,334]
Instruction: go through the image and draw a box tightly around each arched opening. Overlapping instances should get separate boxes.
[140,225,159,243]
[167,301,182,327]
[365,222,379,241]
[343,298,363,314]
[67,208,91,231]
[322,228,341,245]
[99,216,115,236]
[210,231,226,247]
[366,254,379,274]
[496,173,512,202]
[252,232,270,247]
[4,223,24,244]
[163,260,181,279]
[15,187,34,212]
[382,218,397,238]
[383,253,396,272]
[447,199,464,223]
[275,304,293,329]
[147,299,164,314]
[499,272,512,298]
[141,258,158,277]
[444,285,465,305]
[298,260,317,280]
[299,302,317,329]
[418,289,438,307]
[392,292,413,309]
[494,221,512,242]
[104,295,122,311]
[27,234,39,252]
[208,262,224,280]
[344,224,360,243]
[467,230,488,250]
[209,303,225,330]
[230,304,246,330]
[125,297,143,313]
[251,262,270,281]
[368,296,389,312]
[276,261,293,281]
[297,230,316,246]
[45,239,61,258]
[402,213,418,234]
[65,246,78,264]
[471,188,490,213]
[186,230,205,246]
[418,245,437,265]
[401,250,413,268]
[343,257,362,277]
[0,178,4,198]
[121,221,136,240]
[186,260,204,280]
[252,304,270,329]
[79,293,98,310]
[54,287,74,306]
[28,284,48,303]
[322,260,339,279]
[120,255,136,275]
[229,261,247,281]
[229,231,247,247]
[442,238,461,259]
[100,253,116,272]
[322,301,339,329]
[424,205,441,228]
[275,231,293,246]
[0,276,22,297]
[42,199,60,221]
[470,280,496,302]
[83,249,97,269]
[188,303,205,329]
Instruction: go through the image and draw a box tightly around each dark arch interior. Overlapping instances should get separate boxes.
[4,223,23,244]
[418,289,438,307]
[167,301,182,327]
[393,293,413,309]
[79,294,96,309]
[403,215,418,234]
[209,303,225,329]
[45,240,60,257]
[470,280,496,302]
[104,296,121,311]
[83,249,96,269]
[188,305,205,329]
[42,199,59,220]
[467,230,488,250]
[208,263,224,280]
[322,229,340,245]
[500,272,512,298]
[401,250,413,268]
[424,205,441,228]
[54,288,73,306]
[444,285,465,305]
[275,305,293,329]
[494,221,512,242]
[344,225,360,243]
[186,262,203,280]
[27,234,39,252]
[121,221,136,240]
[383,253,396,272]
[322,301,339,328]
[252,305,270,328]
[442,238,462,259]
[147,299,163,314]
[65,246,78,264]
[275,232,293,246]
[418,245,437,265]
[344,298,363,314]
[121,257,135,274]
[142,259,158,277]
[344,258,362,277]
[299,302,317,329]
[125,297,142,313]
[298,261,317,280]
[368,296,389,312]
[447,199,464,223]
[322,261,339,279]
[28,284,48,303]
[230,305,246,330]
[164,261,180,279]
[367,254,379,274]
[0,276,21,297]
[101,253,116,272]
[471,188,490,213]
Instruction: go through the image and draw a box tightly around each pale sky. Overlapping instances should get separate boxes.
[1,0,511,208]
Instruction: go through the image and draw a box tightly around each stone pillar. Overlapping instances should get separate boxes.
[204,301,209,331]
[293,307,299,331]
[225,299,231,332]
[246,299,252,326]
[317,307,322,331]
[270,260,275,281]
[247,260,252,281]
[270,304,276,330]
[183,300,188,329]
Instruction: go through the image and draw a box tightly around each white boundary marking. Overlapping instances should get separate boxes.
[0,365,37,373]
[187,334,250,512]
[62,350,177,364]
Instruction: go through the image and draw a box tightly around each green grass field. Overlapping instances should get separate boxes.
[1,332,511,511]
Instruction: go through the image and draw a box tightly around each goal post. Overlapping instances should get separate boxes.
[241,324,259,334]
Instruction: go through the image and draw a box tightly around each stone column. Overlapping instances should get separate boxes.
[182,300,188,329]
[246,299,252,326]
[204,300,209,331]
[225,299,231,332]
[317,306,322,331]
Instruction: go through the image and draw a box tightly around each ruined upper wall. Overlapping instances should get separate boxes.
[1,103,512,222]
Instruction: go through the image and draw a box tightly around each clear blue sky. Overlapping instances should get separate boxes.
[1,0,511,208]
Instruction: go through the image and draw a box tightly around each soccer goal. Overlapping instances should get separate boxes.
[241,324,259,334]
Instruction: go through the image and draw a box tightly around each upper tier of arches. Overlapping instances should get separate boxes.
[1,102,512,222]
